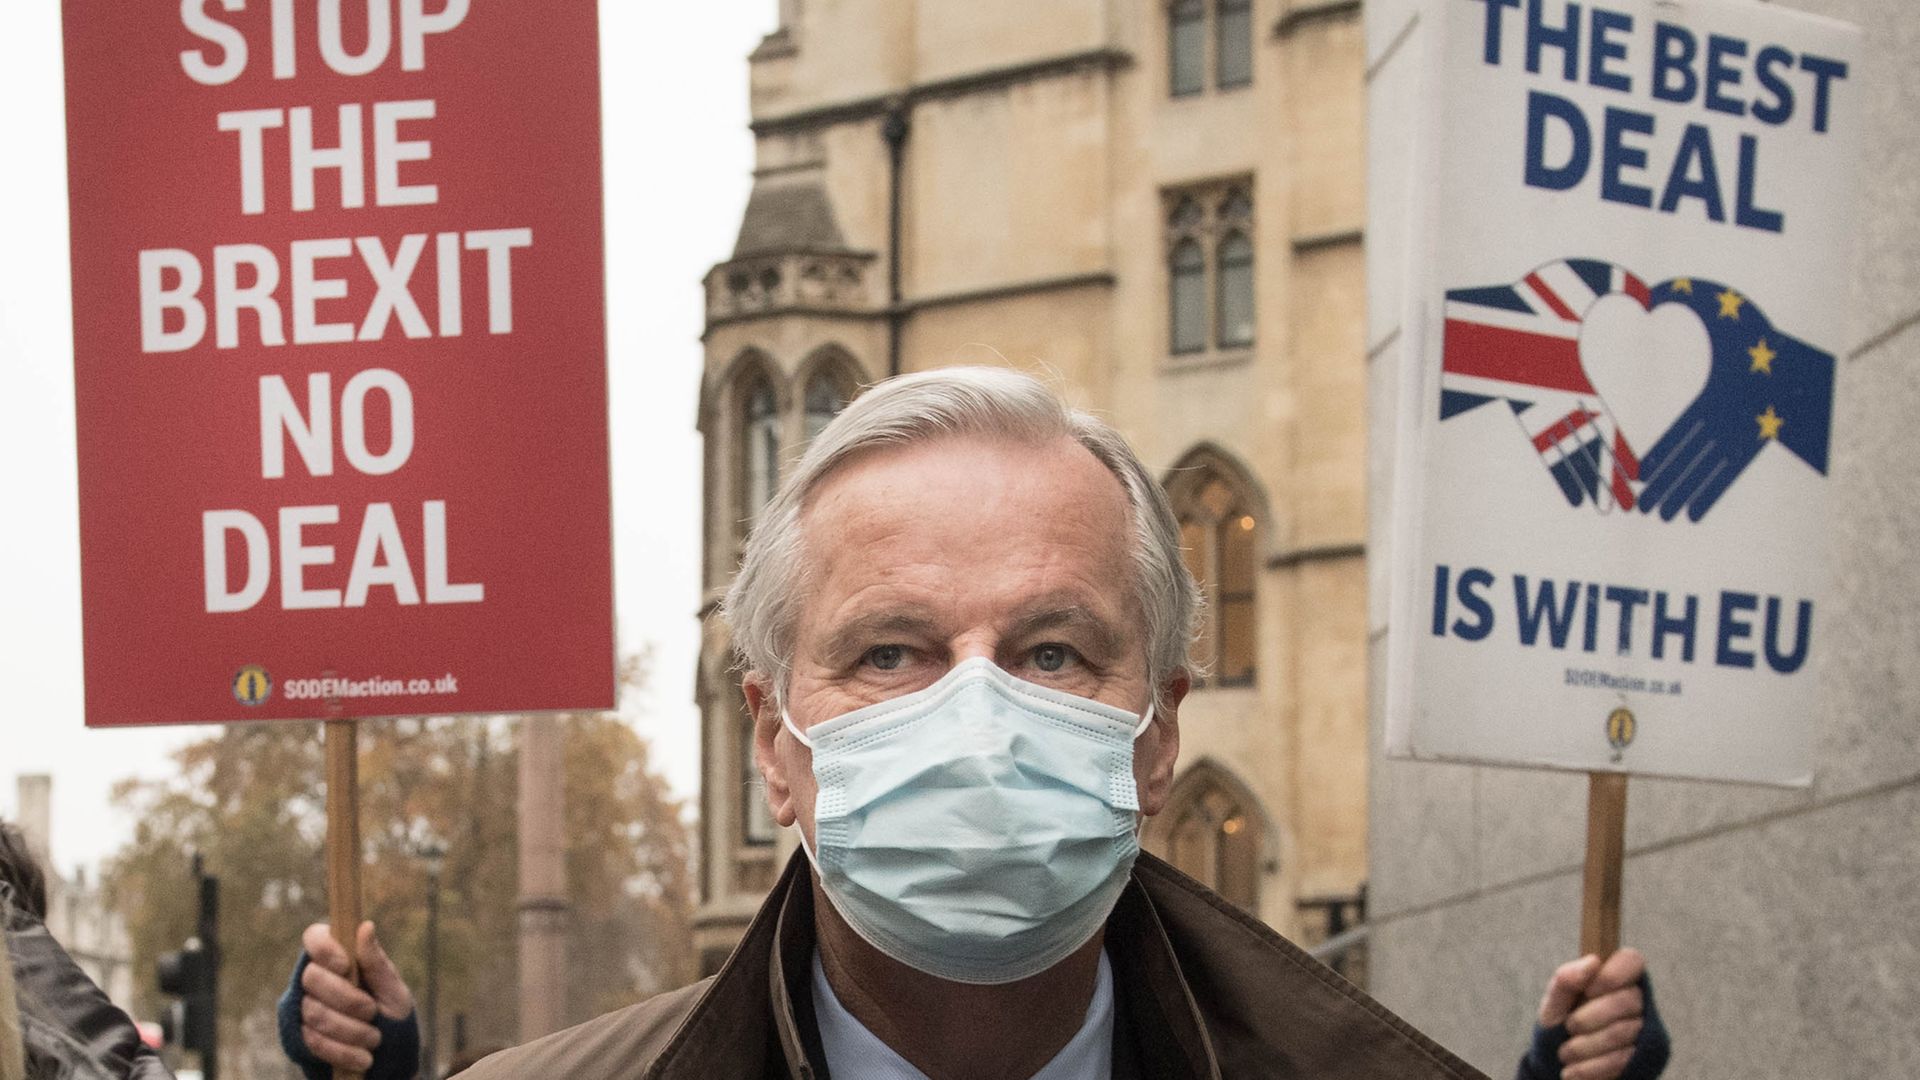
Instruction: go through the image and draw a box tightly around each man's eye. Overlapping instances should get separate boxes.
[865,645,907,671]
[1033,644,1077,673]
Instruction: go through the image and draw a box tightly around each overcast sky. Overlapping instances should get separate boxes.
[0,5,768,877]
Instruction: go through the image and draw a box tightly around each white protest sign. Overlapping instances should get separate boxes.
[1386,0,1862,785]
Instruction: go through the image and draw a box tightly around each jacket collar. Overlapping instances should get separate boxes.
[767,854,825,1078]
[652,850,1483,1079]
[1105,871,1224,1079]
[656,850,1221,1079]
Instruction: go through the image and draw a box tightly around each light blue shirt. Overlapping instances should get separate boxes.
[809,948,1115,1080]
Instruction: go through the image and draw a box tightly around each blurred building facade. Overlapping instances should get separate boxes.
[11,774,136,1010]
[693,0,1370,973]
[1363,1,1920,1077]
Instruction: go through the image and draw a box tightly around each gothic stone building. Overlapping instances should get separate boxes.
[694,0,1368,974]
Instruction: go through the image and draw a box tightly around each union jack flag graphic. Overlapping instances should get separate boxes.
[1440,258,1647,511]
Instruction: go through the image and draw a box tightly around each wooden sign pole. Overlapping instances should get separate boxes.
[325,718,366,1080]
[1579,771,1628,959]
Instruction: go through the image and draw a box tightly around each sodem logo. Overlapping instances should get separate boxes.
[232,665,272,706]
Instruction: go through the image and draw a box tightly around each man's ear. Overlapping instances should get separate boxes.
[1139,667,1189,816]
[743,673,797,828]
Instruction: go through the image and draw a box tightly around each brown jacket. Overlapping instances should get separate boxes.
[465,852,1486,1079]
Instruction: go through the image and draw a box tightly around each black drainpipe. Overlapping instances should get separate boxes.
[882,103,911,377]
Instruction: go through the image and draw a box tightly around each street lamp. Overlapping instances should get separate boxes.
[418,842,447,1080]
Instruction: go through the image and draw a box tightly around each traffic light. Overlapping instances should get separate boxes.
[155,854,219,1080]
[155,945,214,1050]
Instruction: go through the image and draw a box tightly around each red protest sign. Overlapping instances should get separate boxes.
[63,0,614,726]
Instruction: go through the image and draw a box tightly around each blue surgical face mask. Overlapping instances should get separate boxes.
[782,656,1154,985]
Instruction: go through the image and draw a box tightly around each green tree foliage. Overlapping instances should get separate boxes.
[104,655,694,1064]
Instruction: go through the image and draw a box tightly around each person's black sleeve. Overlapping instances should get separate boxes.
[3,881,173,1080]
[1515,973,1670,1080]
[277,952,421,1080]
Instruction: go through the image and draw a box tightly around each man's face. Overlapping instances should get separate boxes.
[747,433,1186,845]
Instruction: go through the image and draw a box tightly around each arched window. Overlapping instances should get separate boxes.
[1169,0,1206,97]
[1216,230,1254,348]
[1216,0,1253,88]
[803,366,851,442]
[1164,182,1254,361]
[1219,187,1253,228]
[1168,452,1259,685]
[1161,765,1263,912]
[1170,238,1207,354]
[739,371,779,528]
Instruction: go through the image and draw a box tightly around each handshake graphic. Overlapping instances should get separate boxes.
[1439,259,1835,523]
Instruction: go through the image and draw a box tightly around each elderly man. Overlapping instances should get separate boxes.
[286,367,1663,1079]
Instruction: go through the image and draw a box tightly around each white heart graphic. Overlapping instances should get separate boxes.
[1578,293,1712,461]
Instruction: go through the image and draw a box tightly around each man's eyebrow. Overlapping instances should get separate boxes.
[1006,604,1125,657]
[820,612,944,659]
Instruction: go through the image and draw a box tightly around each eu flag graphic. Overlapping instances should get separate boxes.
[1634,277,1835,522]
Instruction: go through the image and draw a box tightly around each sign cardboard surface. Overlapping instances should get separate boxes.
[1386,0,1861,785]
[64,0,614,725]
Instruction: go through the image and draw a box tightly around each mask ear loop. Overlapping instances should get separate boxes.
[780,711,824,867]
[782,710,816,750]
[1126,705,1157,838]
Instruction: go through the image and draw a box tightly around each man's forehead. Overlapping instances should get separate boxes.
[795,433,1140,627]
[802,432,1129,523]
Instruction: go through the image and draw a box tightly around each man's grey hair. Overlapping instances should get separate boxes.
[723,365,1199,706]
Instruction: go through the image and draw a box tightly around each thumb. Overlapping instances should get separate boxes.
[356,921,416,1020]
[1538,955,1600,1027]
